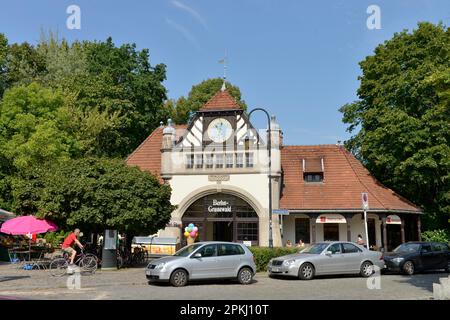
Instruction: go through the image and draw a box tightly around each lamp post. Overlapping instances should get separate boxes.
[248,108,273,248]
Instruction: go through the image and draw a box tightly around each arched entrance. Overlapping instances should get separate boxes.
[181,193,259,246]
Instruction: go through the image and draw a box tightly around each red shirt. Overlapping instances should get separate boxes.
[62,233,77,248]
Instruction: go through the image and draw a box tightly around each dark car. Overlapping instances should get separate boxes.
[384,242,450,275]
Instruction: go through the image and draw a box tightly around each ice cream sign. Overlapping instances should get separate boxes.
[208,199,232,213]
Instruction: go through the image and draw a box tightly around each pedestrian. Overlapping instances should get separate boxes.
[286,240,292,247]
[356,234,365,246]
[297,239,305,248]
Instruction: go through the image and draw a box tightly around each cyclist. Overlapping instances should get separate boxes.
[62,228,84,265]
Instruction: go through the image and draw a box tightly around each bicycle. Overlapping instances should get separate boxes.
[48,249,98,277]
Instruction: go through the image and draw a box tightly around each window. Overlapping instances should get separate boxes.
[342,243,362,253]
[327,243,342,254]
[185,154,194,169]
[431,243,447,252]
[226,154,234,168]
[304,173,323,183]
[236,153,244,168]
[218,244,244,256]
[245,152,254,168]
[215,154,224,169]
[205,154,213,169]
[295,218,310,244]
[421,244,432,253]
[196,244,217,257]
[237,222,258,241]
[195,154,203,169]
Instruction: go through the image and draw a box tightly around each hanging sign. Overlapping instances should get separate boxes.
[386,215,401,225]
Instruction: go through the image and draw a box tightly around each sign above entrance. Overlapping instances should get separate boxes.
[208,199,232,213]
[208,175,230,182]
[316,214,346,224]
[386,214,401,225]
[272,209,289,215]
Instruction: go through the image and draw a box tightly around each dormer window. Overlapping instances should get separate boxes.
[304,173,323,183]
[303,158,324,183]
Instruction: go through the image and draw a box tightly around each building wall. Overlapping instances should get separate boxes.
[281,213,382,247]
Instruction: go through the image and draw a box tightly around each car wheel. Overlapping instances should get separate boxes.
[360,261,374,277]
[402,261,415,275]
[298,263,315,280]
[170,269,188,287]
[237,267,253,285]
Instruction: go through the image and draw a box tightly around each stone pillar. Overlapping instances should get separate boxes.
[309,215,318,244]
[344,214,352,242]
[381,215,388,251]
[417,215,422,241]
[400,215,406,244]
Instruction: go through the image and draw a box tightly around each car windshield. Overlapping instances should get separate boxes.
[300,243,329,254]
[173,243,203,257]
[393,243,421,254]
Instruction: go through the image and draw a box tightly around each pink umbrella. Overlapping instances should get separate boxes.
[0,215,58,262]
[0,215,58,235]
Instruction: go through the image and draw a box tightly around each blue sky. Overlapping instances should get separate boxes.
[0,0,449,145]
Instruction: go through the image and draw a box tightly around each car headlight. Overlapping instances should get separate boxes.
[155,262,167,270]
[283,259,296,266]
[393,257,404,263]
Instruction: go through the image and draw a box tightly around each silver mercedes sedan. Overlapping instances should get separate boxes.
[268,241,385,280]
[146,241,256,287]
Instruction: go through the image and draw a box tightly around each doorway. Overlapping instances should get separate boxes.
[323,223,339,241]
[213,221,233,242]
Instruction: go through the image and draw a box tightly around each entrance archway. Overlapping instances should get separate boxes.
[181,193,259,246]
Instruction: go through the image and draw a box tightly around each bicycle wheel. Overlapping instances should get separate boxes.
[80,255,98,274]
[49,258,68,277]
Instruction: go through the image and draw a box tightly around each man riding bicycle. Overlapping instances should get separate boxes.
[62,228,84,265]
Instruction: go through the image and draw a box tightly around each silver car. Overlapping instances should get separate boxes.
[268,241,384,280]
[146,241,256,287]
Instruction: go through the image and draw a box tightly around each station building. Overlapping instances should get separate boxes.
[127,88,422,250]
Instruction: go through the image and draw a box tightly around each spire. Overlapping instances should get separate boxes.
[218,53,227,91]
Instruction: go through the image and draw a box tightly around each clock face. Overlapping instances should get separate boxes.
[207,118,233,143]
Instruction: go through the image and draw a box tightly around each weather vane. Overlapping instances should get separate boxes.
[218,52,227,91]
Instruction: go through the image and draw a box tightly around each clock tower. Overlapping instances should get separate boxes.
[158,87,283,247]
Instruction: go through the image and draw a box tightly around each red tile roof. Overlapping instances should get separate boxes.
[199,89,241,111]
[126,125,187,183]
[279,145,422,213]
[126,124,421,214]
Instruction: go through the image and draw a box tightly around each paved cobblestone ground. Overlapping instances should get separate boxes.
[0,263,445,300]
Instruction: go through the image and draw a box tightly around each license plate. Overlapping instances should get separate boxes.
[146,270,151,276]
[272,267,281,272]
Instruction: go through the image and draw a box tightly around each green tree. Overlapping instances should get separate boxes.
[11,158,175,237]
[339,22,450,230]
[0,83,79,171]
[167,78,247,124]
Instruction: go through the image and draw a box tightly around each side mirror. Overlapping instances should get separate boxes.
[192,253,202,259]
[325,251,332,256]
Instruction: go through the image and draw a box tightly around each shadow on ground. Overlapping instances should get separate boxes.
[0,276,31,283]
[149,279,258,287]
[391,270,449,292]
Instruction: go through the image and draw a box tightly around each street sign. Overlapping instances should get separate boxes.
[272,209,289,215]
[361,193,369,210]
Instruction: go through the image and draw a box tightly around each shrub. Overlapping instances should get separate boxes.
[421,230,450,244]
[249,247,299,272]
